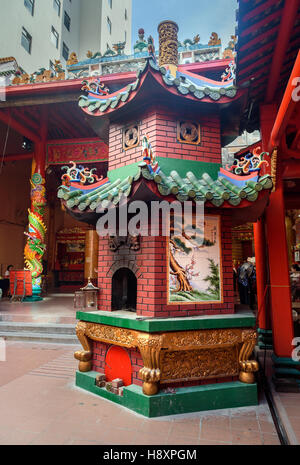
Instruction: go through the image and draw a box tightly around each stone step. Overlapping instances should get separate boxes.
[0,330,79,344]
[0,322,76,335]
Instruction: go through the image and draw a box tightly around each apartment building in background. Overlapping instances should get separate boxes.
[0,0,132,73]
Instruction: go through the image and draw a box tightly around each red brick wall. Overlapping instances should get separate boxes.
[92,341,238,389]
[97,211,233,317]
[108,106,221,171]
[92,341,143,387]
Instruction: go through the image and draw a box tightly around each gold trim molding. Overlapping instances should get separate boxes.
[75,321,258,395]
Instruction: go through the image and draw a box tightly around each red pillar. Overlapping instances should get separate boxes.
[265,170,294,357]
[254,217,270,330]
[255,104,277,333]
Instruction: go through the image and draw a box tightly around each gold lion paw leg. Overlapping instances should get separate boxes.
[239,360,259,384]
[74,350,92,372]
[139,367,161,396]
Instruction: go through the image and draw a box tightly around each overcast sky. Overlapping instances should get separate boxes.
[131,0,238,51]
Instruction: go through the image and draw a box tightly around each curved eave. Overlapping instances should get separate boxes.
[79,61,244,119]
[58,163,273,229]
[61,180,271,228]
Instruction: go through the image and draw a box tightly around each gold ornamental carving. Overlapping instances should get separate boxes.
[75,322,258,395]
[83,322,138,348]
[161,346,238,381]
[158,20,179,68]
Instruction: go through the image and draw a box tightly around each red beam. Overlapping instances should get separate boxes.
[4,152,33,161]
[239,25,279,53]
[5,73,136,97]
[265,0,300,103]
[241,9,282,38]
[238,53,272,78]
[50,109,78,139]
[0,109,40,143]
[12,108,40,133]
[243,0,280,23]
[268,50,300,152]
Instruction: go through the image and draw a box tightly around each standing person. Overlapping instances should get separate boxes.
[2,265,13,297]
[4,265,13,278]
[249,257,257,310]
[237,258,254,306]
[290,264,300,302]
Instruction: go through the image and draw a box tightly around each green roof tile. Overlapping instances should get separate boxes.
[58,160,273,213]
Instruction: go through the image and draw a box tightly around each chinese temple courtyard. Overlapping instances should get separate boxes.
[0,340,282,445]
[0,298,299,445]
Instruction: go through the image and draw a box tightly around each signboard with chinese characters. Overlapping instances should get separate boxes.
[46,138,108,166]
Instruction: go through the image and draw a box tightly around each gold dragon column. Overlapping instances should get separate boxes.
[24,111,47,301]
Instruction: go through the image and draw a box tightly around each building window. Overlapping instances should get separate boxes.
[62,42,69,61]
[21,27,32,54]
[49,60,56,74]
[51,26,59,48]
[24,0,34,16]
[53,0,61,16]
[108,0,112,8]
[125,8,127,20]
[107,17,112,34]
[64,11,71,31]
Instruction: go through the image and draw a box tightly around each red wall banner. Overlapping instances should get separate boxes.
[46,138,108,165]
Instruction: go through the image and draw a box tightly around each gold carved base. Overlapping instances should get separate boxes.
[75,321,258,396]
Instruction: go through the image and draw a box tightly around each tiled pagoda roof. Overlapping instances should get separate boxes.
[58,161,273,213]
[78,58,238,117]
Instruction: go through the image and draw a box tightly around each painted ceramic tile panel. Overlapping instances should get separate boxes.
[168,215,222,303]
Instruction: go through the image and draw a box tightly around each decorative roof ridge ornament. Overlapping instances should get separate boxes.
[142,135,160,176]
[226,147,269,176]
[223,35,237,60]
[67,52,78,66]
[182,34,201,49]
[81,78,110,97]
[61,161,103,186]
[103,44,117,57]
[134,28,148,53]
[12,59,65,85]
[86,51,102,59]
[208,32,221,46]
[221,60,236,82]
[147,35,156,63]
[112,41,126,56]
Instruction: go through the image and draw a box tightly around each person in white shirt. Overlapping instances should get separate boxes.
[4,265,13,277]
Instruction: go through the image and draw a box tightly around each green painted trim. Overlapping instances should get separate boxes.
[108,162,140,182]
[76,310,256,332]
[273,368,300,377]
[156,158,221,180]
[257,328,273,349]
[76,371,257,417]
[257,328,272,335]
[272,354,300,367]
[76,371,126,406]
[107,159,221,183]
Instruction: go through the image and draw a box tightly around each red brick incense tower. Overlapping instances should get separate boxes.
[59,21,273,416]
